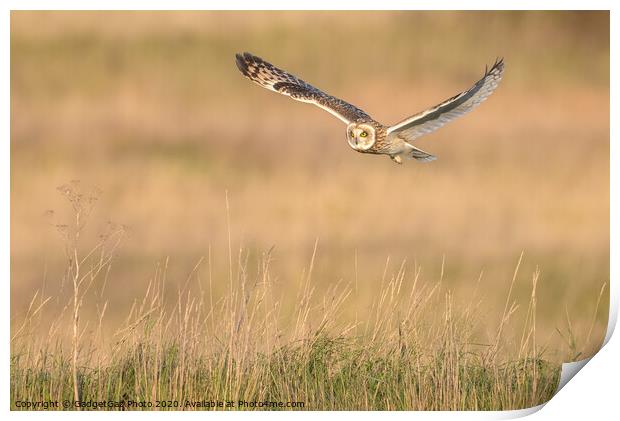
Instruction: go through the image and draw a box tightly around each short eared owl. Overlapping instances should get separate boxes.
[235,52,504,164]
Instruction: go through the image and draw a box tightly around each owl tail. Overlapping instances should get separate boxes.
[407,144,437,162]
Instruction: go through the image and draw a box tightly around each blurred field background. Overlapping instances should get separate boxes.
[11,9,609,371]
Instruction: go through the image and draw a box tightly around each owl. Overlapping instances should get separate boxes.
[235,52,504,164]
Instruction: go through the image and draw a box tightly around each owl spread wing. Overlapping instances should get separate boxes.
[235,52,371,124]
[387,58,505,141]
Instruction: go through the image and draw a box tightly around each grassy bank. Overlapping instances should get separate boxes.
[11,195,570,410]
[11,337,560,411]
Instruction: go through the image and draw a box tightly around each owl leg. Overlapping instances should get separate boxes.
[390,155,403,164]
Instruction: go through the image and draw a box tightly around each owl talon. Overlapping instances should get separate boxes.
[390,155,403,164]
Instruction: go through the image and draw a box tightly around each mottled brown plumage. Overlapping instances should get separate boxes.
[235,52,504,164]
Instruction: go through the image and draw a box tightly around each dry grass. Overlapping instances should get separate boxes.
[10,11,609,410]
[10,187,577,410]
[10,182,607,410]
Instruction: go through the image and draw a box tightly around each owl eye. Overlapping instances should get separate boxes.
[360,131,368,138]
[350,131,355,137]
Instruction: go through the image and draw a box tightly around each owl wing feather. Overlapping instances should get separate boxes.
[235,52,371,124]
[387,58,505,141]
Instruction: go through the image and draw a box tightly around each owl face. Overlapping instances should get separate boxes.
[346,123,376,151]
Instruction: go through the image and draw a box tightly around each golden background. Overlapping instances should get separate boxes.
[11,11,609,360]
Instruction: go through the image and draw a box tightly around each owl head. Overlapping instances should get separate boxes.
[346,123,376,151]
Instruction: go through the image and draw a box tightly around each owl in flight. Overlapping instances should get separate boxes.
[235,52,504,164]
